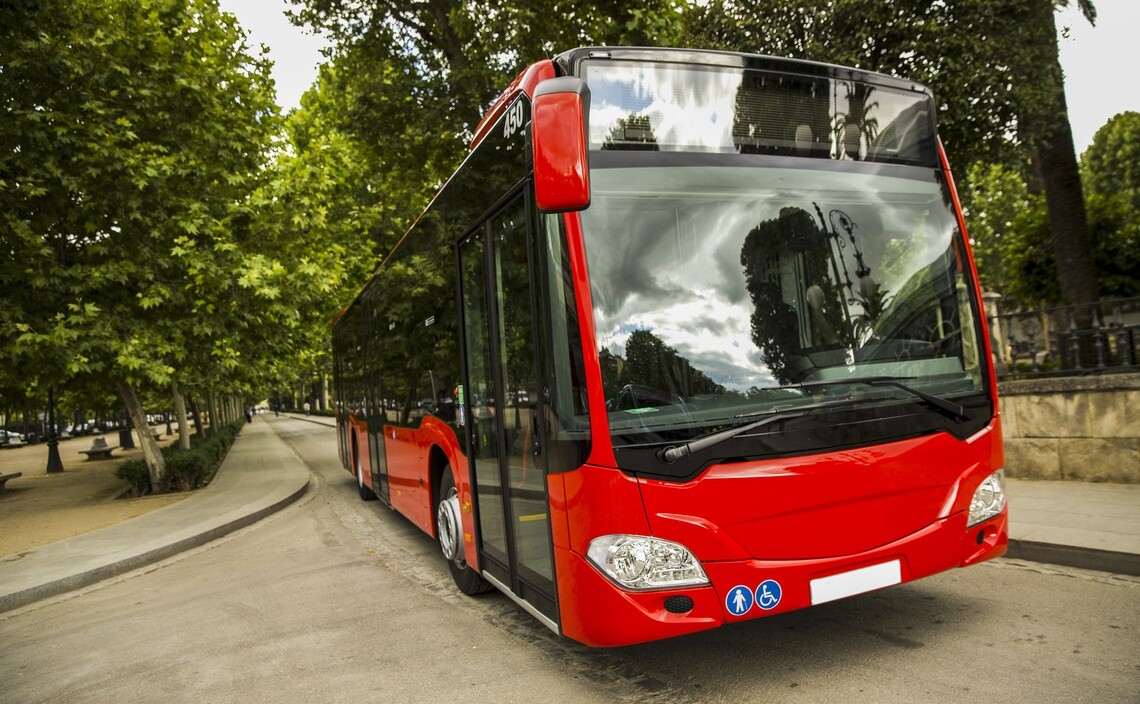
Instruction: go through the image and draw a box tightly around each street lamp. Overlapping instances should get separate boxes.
[45,387,64,474]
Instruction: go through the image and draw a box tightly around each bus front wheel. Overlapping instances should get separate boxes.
[436,467,491,595]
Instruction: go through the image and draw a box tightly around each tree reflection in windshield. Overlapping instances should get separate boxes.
[740,206,853,384]
[581,164,985,427]
[600,330,724,410]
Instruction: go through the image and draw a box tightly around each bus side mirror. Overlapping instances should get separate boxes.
[532,77,590,213]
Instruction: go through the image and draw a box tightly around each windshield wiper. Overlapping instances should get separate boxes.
[795,376,969,421]
[657,377,970,464]
[659,398,860,463]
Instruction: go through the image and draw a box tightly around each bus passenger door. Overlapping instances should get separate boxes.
[459,194,558,627]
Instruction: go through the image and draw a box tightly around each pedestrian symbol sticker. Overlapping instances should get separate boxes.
[756,579,782,610]
[726,584,754,616]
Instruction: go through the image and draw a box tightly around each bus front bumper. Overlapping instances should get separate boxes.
[555,509,1007,647]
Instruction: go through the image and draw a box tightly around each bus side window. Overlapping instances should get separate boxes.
[415,372,435,418]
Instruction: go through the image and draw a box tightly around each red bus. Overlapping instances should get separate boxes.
[332,47,1008,647]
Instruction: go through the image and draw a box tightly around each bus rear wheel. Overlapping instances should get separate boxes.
[355,446,376,501]
[436,467,491,595]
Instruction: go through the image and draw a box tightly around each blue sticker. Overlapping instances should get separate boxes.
[726,584,754,616]
[756,579,782,610]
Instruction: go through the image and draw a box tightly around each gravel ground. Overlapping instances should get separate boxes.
[0,430,188,558]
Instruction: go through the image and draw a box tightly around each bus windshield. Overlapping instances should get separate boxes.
[579,160,988,460]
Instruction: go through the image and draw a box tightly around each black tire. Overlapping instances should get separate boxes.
[355,445,377,501]
[437,467,492,595]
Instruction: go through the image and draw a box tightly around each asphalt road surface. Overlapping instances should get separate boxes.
[2,416,1137,703]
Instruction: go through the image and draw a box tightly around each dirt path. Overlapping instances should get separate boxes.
[0,431,188,558]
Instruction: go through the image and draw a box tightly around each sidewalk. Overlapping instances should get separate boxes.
[0,418,310,612]
[1004,478,1140,575]
[1,416,1137,614]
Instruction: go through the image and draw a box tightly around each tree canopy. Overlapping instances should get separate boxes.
[1,0,284,486]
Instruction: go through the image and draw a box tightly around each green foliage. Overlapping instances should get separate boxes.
[286,0,685,239]
[256,0,690,394]
[1,0,280,405]
[116,421,243,496]
[958,161,1031,295]
[962,122,1139,310]
[1001,190,1138,308]
[1081,111,1140,211]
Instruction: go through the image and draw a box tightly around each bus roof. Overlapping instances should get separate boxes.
[469,47,933,154]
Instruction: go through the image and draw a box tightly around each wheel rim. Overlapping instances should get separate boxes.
[436,486,464,567]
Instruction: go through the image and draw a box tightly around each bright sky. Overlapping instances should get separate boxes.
[217,0,329,112]
[1056,0,1139,152]
[219,0,1138,154]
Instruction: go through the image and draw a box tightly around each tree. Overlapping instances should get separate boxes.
[1,0,278,487]
[286,0,685,250]
[1002,190,1138,308]
[957,161,1032,296]
[260,0,690,398]
[1081,111,1140,211]
[1016,0,1098,308]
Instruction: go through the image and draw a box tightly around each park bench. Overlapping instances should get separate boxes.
[0,471,22,490]
[79,437,117,460]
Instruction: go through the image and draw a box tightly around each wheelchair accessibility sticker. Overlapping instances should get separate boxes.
[726,585,754,616]
[756,579,782,610]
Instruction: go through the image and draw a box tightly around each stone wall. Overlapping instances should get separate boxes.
[999,373,1139,483]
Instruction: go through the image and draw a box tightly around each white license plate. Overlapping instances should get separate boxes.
[810,560,902,605]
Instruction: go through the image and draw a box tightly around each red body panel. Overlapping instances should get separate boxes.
[345,413,479,569]
[385,425,429,530]
[638,427,996,561]
[552,421,1007,647]
[347,416,370,484]
[469,60,557,150]
[939,138,1002,407]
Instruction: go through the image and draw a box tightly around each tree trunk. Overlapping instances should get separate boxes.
[172,381,191,450]
[206,391,219,435]
[189,396,204,438]
[1026,3,1098,308]
[1036,121,1097,307]
[116,379,166,493]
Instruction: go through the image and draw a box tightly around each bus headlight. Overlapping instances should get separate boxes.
[586,535,709,590]
[967,469,1006,527]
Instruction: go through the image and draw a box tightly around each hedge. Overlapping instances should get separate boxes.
[116,421,244,496]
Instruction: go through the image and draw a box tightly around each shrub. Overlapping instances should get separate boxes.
[115,421,244,496]
[164,451,210,493]
[115,459,151,496]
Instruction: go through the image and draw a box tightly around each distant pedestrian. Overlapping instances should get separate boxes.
[303,401,311,417]
[245,408,253,423]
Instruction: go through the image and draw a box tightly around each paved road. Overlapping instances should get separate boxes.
[2,417,1137,703]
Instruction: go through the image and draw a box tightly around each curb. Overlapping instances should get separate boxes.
[0,420,313,614]
[0,478,309,613]
[1005,539,1140,577]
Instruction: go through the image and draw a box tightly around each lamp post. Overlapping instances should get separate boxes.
[45,387,64,474]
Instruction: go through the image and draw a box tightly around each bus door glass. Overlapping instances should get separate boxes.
[459,194,557,624]
[367,303,389,503]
